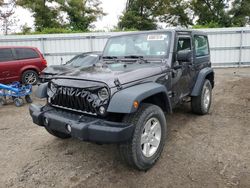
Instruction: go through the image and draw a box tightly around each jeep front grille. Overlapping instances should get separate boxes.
[49,86,108,115]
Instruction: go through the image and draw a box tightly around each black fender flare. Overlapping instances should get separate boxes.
[191,67,214,96]
[36,83,48,99]
[107,82,172,113]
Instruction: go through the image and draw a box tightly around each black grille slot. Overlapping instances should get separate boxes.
[50,86,98,114]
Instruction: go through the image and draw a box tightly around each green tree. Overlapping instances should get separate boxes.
[120,0,250,29]
[229,0,250,26]
[157,0,192,27]
[118,0,158,30]
[17,0,63,31]
[56,0,105,31]
[119,0,192,30]
[20,23,32,34]
[190,0,231,27]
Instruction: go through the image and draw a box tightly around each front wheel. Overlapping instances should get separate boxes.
[191,79,212,115]
[119,103,167,171]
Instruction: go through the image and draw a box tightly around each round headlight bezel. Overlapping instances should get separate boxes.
[47,82,57,98]
[50,82,57,94]
[98,87,109,101]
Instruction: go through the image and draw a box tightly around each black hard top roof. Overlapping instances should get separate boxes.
[111,28,207,38]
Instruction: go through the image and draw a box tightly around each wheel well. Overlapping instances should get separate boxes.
[141,92,170,113]
[106,92,171,122]
[106,93,170,122]
[22,68,38,75]
[206,72,214,88]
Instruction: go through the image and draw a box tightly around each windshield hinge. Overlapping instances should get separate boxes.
[114,78,122,90]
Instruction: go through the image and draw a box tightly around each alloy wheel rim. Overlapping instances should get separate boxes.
[25,73,36,84]
[203,86,210,109]
[141,117,162,158]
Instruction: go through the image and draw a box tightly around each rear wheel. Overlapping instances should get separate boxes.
[191,79,212,115]
[119,103,167,171]
[22,70,38,85]
[45,126,71,139]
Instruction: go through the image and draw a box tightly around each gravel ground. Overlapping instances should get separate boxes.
[0,68,249,188]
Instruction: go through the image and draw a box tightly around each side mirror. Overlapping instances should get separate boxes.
[177,50,192,62]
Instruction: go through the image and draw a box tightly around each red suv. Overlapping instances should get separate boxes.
[0,46,47,85]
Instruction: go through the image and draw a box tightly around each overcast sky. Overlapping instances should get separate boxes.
[12,0,127,33]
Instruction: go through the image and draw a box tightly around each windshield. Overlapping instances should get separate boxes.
[103,32,171,58]
[66,54,99,67]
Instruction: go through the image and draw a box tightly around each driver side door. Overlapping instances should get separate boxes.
[171,36,195,105]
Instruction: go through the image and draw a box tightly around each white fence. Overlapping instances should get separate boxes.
[0,27,250,67]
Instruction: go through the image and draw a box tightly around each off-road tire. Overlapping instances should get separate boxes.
[119,103,167,171]
[14,98,24,107]
[45,126,71,139]
[22,70,39,85]
[191,79,212,115]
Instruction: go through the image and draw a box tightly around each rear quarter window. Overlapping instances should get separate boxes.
[15,48,39,60]
[0,48,15,62]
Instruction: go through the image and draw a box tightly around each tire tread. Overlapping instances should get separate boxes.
[191,79,212,115]
[119,103,166,170]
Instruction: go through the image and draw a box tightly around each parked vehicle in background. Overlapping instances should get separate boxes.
[40,52,101,83]
[0,46,47,85]
[30,29,214,170]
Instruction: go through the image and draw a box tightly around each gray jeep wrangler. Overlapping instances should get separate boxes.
[30,29,214,170]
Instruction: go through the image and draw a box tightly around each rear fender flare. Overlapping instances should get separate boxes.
[191,67,214,96]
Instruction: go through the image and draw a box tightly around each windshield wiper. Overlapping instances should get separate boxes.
[101,56,120,64]
[124,55,144,59]
[102,56,118,59]
[123,55,149,64]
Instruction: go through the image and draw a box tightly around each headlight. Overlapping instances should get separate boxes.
[98,88,109,101]
[50,82,57,93]
[47,82,57,98]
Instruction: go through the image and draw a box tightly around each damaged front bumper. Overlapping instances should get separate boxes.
[29,104,134,143]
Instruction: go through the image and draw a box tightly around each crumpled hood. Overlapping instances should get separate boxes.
[53,63,164,88]
[42,65,74,75]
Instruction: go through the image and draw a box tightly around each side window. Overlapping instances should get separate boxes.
[177,38,191,51]
[15,48,39,60]
[194,35,209,57]
[0,48,15,62]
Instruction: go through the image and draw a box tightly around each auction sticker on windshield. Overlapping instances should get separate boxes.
[147,34,167,41]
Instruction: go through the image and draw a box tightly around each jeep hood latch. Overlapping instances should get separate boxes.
[114,78,122,90]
